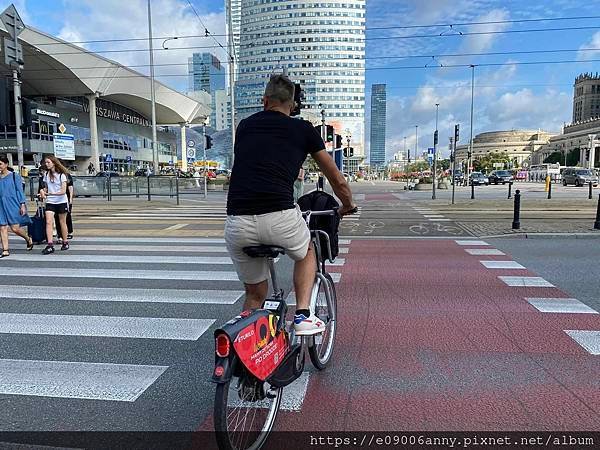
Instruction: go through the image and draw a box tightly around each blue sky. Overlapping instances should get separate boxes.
[5,0,600,159]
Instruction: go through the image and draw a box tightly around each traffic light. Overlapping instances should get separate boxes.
[291,83,303,116]
[205,135,213,150]
[326,125,334,142]
[433,130,439,145]
[454,124,460,143]
[335,134,343,149]
[343,147,354,157]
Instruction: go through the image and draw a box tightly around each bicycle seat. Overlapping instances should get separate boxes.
[243,245,285,258]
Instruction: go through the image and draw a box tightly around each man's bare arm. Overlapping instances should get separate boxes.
[312,150,356,214]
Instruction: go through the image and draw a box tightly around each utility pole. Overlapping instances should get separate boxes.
[1,5,25,170]
[203,121,208,199]
[345,129,351,179]
[319,104,326,144]
[452,124,460,205]
[147,0,158,171]
[226,0,236,169]
[468,65,475,187]
[415,125,419,160]
[433,103,439,200]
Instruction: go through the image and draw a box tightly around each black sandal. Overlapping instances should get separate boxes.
[26,237,34,251]
[0,249,9,258]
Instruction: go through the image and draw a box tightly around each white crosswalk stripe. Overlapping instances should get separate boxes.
[0,236,352,405]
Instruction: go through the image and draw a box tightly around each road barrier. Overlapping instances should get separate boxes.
[512,189,521,230]
[595,194,600,230]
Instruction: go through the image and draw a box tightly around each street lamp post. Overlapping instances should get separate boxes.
[415,125,419,159]
[433,103,439,200]
[467,64,476,187]
[147,0,158,171]
[345,129,351,180]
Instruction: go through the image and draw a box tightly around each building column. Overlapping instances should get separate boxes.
[580,147,586,167]
[180,124,188,172]
[87,93,100,172]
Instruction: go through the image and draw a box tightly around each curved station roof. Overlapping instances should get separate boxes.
[0,19,209,125]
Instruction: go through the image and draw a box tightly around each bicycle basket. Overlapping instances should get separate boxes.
[297,190,340,261]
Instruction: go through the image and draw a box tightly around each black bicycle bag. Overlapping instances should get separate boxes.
[297,190,340,261]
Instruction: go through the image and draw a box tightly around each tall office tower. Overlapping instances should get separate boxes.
[233,0,366,155]
[573,72,600,123]
[369,84,386,168]
[188,53,226,94]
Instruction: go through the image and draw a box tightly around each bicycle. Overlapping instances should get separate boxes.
[211,208,346,450]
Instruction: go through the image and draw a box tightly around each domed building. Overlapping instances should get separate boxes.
[455,130,556,167]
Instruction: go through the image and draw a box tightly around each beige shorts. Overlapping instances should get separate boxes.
[225,206,311,284]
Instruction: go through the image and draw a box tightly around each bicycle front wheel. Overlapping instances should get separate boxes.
[214,358,283,450]
[309,274,337,370]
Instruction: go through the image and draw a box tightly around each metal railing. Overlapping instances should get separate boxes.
[25,175,220,204]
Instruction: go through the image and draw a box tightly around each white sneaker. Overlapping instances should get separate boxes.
[293,312,325,335]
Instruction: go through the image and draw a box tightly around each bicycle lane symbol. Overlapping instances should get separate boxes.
[340,220,385,235]
[409,222,464,236]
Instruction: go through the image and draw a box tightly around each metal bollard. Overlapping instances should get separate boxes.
[107,177,112,202]
[590,181,593,200]
[595,194,600,230]
[547,179,552,199]
[508,181,513,199]
[512,189,521,230]
[471,181,475,199]
[147,176,151,201]
[176,175,180,206]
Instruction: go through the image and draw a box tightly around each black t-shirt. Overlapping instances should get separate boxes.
[227,110,325,215]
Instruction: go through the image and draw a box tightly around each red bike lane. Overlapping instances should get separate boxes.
[276,238,600,431]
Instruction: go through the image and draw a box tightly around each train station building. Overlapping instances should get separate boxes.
[0,8,209,173]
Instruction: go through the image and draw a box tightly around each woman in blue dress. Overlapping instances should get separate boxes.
[0,154,33,257]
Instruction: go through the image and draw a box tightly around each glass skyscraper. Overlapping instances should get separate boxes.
[188,53,226,94]
[369,84,386,167]
[230,0,366,156]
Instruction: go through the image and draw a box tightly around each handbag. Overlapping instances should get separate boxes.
[13,172,31,227]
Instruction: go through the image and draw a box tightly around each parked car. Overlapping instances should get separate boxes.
[452,170,464,184]
[469,172,489,185]
[562,167,599,187]
[134,169,151,177]
[488,170,513,184]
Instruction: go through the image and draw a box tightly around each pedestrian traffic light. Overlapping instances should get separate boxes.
[335,134,343,149]
[454,124,460,143]
[291,83,303,116]
[326,125,334,142]
[343,147,354,157]
[205,135,213,150]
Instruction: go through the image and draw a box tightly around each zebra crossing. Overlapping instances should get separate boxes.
[88,205,228,222]
[1,236,350,409]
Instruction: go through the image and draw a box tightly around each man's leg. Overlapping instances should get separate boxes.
[243,280,269,310]
[293,243,316,311]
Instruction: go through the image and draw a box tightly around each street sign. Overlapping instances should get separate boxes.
[187,139,195,148]
[105,154,113,163]
[1,5,24,66]
[186,148,195,158]
[53,134,75,160]
[187,157,195,164]
[58,123,67,134]
[126,155,132,163]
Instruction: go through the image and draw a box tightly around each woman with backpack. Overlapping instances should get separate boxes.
[39,155,70,254]
[0,154,34,258]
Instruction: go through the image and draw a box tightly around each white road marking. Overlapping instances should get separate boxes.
[455,240,490,246]
[339,247,349,254]
[328,258,345,266]
[330,273,341,283]
[0,285,243,305]
[227,372,310,411]
[498,276,554,287]
[0,313,215,340]
[0,254,236,264]
[480,260,526,269]
[527,298,598,314]
[564,330,600,355]
[163,224,189,231]
[465,249,505,256]
[0,359,167,401]
[423,215,444,218]
[1,267,240,281]
[428,218,451,222]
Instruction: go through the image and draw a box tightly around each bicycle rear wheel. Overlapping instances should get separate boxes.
[214,358,283,450]
[308,274,337,370]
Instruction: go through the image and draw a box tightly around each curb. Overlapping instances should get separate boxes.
[479,232,600,239]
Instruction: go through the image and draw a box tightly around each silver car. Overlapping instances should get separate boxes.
[562,168,599,187]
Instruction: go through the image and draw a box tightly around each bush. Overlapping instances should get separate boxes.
[419,176,433,184]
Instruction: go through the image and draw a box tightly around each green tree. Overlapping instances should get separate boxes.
[543,151,563,165]
[406,161,430,173]
[439,159,451,171]
[473,152,512,173]
[566,149,580,166]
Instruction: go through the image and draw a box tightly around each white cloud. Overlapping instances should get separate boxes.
[578,31,600,60]
[56,0,227,92]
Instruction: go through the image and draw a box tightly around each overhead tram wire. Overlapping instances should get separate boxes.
[19,58,600,82]
[184,0,234,63]
[24,14,600,45]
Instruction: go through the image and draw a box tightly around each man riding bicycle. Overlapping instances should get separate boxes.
[225,74,355,336]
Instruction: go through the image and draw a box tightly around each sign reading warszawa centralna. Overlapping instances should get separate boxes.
[83,99,150,127]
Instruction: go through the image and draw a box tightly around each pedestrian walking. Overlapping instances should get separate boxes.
[293,167,304,202]
[0,154,34,257]
[54,168,74,241]
[39,156,70,254]
[87,162,95,175]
